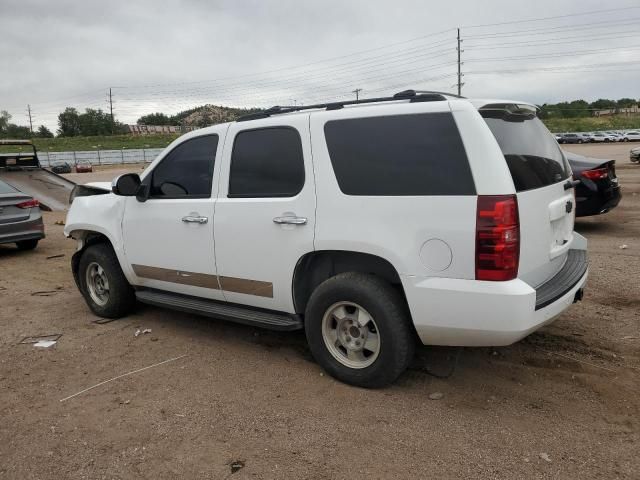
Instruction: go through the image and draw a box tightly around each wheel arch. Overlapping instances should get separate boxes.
[69,229,116,290]
[292,250,408,314]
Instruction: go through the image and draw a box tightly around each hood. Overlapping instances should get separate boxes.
[83,181,112,192]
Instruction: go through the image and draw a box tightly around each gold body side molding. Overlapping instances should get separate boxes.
[131,265,273,298]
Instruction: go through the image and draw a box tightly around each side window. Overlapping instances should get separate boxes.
[150,134,218,198]
[228,127,305,198]
[324,113,475,196]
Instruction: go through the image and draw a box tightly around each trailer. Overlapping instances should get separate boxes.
[0,139,75,211]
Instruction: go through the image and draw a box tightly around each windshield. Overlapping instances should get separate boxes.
[481,108,569,192]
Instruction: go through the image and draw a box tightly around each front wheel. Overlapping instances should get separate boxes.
[304,273,415,388]
[78,243,135,318]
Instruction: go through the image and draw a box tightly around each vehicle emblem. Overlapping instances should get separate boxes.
[565,201,573,214]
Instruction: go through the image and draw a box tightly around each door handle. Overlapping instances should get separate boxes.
[273,216,307,225]
[182,215,208,224]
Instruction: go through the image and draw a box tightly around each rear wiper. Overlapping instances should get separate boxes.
[564,179,581,190]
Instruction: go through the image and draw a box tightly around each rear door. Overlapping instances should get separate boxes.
[480,105,575,287]
[214,116,315,313]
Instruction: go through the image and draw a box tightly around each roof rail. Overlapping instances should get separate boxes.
[236,89,463,122]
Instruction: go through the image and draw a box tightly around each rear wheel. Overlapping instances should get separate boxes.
[16,239,38,250]
[304,273,415,388]
[78,243,135,318]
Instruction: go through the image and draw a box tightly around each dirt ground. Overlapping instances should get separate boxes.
[1,144,638,479]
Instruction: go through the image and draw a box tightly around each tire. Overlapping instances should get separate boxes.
[304,272,415,388]
[16,239,38,250]
[578,139,583,144]
[624,138,629,142]
[78,243,135,318]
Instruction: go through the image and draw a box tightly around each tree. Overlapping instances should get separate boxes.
[36,125,54,138]
[137,112,172,125]
[0,110,11,132]
[590,99,616,110]
[57,107,81,137]
[616,98,637,108]
[78,108,113,136]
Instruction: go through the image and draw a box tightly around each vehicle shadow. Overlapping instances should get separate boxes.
[574,219,626,235]
[0,244,34,257]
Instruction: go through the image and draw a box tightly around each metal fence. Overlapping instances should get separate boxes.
[32,148,165,167]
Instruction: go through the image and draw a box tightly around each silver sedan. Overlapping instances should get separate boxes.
[0,178,45,250]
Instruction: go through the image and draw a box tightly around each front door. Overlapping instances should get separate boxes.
[214,116,316,312]
[122,132,225,301]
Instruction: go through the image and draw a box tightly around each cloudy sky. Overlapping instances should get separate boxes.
[1,0,639,130]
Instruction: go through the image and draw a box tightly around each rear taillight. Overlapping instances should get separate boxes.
[581,167,608,180]
[16,199,39,209]
[475,195,520,281]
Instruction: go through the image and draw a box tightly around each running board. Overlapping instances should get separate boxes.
[135,289,303,331]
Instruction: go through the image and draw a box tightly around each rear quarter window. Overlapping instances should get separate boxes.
[324,112,475,196]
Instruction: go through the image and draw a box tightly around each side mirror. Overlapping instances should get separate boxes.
[112,173,141,196]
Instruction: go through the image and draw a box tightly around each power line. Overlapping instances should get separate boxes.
[463,6,640,29]
[465,30,640,50]
[464,17,640,39]
[112,28,456,90]
[465,44,640,63]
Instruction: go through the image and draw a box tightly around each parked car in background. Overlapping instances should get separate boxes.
[630,146,640,163]
[554,133,563,142]
[50,161,72,174]
[590,132,617,143]
[564,151,621,217]
[623,131,640,142]
[604,132,623,142]
[558,133,586,144]
[75,161,93,173]
[0,178,45,250]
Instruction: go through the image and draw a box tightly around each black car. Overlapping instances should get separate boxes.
[50,161,72,174]
[565,151,621,217]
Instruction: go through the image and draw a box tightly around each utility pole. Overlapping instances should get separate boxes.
[108,88,114,134]
[352,88,362,102]
[27,105,33,134]
[456,28,464,96]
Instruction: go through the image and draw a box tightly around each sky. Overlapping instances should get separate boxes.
[1,0,639,130]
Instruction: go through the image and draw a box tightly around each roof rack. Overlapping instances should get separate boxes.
[237,89,465,122]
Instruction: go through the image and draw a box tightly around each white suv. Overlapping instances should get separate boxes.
[65,90,588,387]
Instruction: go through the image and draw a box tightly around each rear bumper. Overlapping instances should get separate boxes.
[576,184,621,217]
[0,211,45,245]
[402,248,588,347]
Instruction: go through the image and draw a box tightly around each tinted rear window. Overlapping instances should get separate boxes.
[324,113,475,196]
[482,110,569,192]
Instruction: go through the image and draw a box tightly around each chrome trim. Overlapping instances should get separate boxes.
[182,215,208,224]
[273,216,307,225]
